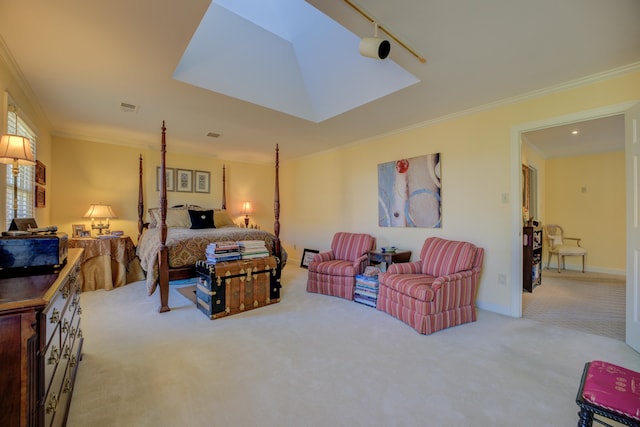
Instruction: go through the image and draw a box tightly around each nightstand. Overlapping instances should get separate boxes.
[69,236,144,291]
[367,249,411,271]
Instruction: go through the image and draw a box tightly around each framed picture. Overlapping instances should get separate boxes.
[176,169,193,192]
[72,224,86,238]
[35,185,45,208]
[156,167,175,192]
[300,248,319,269]
[194,170,210,193]
[35,160,46,185]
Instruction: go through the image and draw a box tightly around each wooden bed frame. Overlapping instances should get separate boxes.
[138,121,282,313]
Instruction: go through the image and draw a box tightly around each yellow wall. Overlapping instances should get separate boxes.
[282,71,639,315]
[1,36,638,317]
[545,151,625,272]
[0,44,54,228]
[51,137,278,244]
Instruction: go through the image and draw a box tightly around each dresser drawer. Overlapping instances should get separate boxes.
[43,275,71,348]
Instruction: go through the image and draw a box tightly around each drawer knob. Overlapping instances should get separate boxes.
[48,346,60,365]
[46,393,58,415]
[50,308,60,324]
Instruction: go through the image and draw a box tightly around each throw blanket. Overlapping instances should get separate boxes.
[137,226,286,295]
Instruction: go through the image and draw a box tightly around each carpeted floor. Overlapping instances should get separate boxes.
[66,267,637,427]
[522,269,625,341]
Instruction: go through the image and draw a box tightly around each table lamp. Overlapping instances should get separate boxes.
[241,201,252,227]
[0,134,36,219]
[83,204,117,235]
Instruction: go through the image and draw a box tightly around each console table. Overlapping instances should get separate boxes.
[69,236,144,291]
[368,249,411,271]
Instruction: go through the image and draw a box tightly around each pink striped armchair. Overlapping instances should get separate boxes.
[306,232,376,300]
[377,237,484,334]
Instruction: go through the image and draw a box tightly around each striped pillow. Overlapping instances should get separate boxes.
[420,237,477,277]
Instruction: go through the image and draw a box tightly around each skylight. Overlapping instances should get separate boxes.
[173,0,419,123]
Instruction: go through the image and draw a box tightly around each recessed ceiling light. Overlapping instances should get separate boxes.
[206,132,221,138]
[571,130,579,135]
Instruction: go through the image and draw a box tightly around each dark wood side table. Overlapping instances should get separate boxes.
[368,249,412,271]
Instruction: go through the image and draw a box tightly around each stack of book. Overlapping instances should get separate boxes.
[238,240,269,260]
[205,242,241,264]
[354,269,380,308]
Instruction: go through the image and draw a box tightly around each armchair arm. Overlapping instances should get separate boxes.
[564,237,582,247]
[354,254,370,273]
[431,267,482,311]
[387,261,422,274]
[312,250,334,263]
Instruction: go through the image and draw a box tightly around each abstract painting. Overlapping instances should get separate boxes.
[378,153,441,228]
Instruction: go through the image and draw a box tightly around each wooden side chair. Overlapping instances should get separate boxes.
[545,224,587,273]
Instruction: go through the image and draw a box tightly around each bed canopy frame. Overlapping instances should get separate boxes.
[138,121,281,312]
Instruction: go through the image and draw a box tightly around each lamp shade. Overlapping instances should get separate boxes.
[0,134,35,165]
[241,201,252,215]
[83,204,117,219]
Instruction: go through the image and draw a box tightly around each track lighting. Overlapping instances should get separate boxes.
[345,0,426,63]
[359,23,390,60]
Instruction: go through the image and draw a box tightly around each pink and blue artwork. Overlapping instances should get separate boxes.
[378,153,441,228]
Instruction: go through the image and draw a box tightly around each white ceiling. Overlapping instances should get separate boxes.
[0,0,638,163]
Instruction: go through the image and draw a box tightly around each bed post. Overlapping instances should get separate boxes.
[274,144,281,260]
[158,121,170,313]
[137,154,144,242]
[222,164,227,210]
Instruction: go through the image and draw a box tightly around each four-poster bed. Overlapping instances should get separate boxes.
[136,121,284,312]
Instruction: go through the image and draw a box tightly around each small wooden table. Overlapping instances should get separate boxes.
[368,249,411,271]
[69,236,144,291]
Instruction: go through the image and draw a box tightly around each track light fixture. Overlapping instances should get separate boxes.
[359,23,390,60]
[345,0,426,63]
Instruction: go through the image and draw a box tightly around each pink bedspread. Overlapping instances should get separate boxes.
[137,226,286,295]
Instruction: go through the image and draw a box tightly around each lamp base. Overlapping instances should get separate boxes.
[91,223,110,235]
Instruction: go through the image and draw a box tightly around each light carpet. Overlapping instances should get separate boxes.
[522,270,625,341]
[67,267,638,427]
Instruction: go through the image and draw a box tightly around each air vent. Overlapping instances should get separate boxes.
[120,102,138,113]
[206,132,221,138]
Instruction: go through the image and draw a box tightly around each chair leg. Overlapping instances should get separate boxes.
[557,255,562,273]
[576,408,593,427]
[581,255,585,273]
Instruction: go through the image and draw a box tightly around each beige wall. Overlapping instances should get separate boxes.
[0,44,54,228]
[1,37,638,317]
[51,137,278,244]
[282,71,640,315]
[545,151,625,272]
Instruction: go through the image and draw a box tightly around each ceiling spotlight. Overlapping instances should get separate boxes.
[359,23,390,60]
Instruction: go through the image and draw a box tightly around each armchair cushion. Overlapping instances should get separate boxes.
[420,237,477,277]
[380,274,437,302]
[310,259,361,277]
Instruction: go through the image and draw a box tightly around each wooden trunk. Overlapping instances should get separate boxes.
[195,256,280,319]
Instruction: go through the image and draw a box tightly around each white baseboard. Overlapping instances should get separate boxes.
[544,263,625,276]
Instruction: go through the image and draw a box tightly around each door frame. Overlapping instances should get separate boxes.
[510,101,637,318]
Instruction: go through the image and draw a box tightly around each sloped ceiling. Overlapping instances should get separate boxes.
[0,0,638,163]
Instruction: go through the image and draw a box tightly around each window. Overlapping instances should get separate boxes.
[4,102,37,229]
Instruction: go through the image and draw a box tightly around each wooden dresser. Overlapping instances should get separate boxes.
[0,249,83,427]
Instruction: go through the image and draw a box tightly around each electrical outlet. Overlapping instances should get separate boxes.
[501,193,509,203]
[498,273,507,285]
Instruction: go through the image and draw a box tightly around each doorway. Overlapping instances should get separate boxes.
[509,103,634,334]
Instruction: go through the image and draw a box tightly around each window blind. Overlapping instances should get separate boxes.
[5,104,37,229]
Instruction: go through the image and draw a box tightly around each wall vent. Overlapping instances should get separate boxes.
[120,102,138,113]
